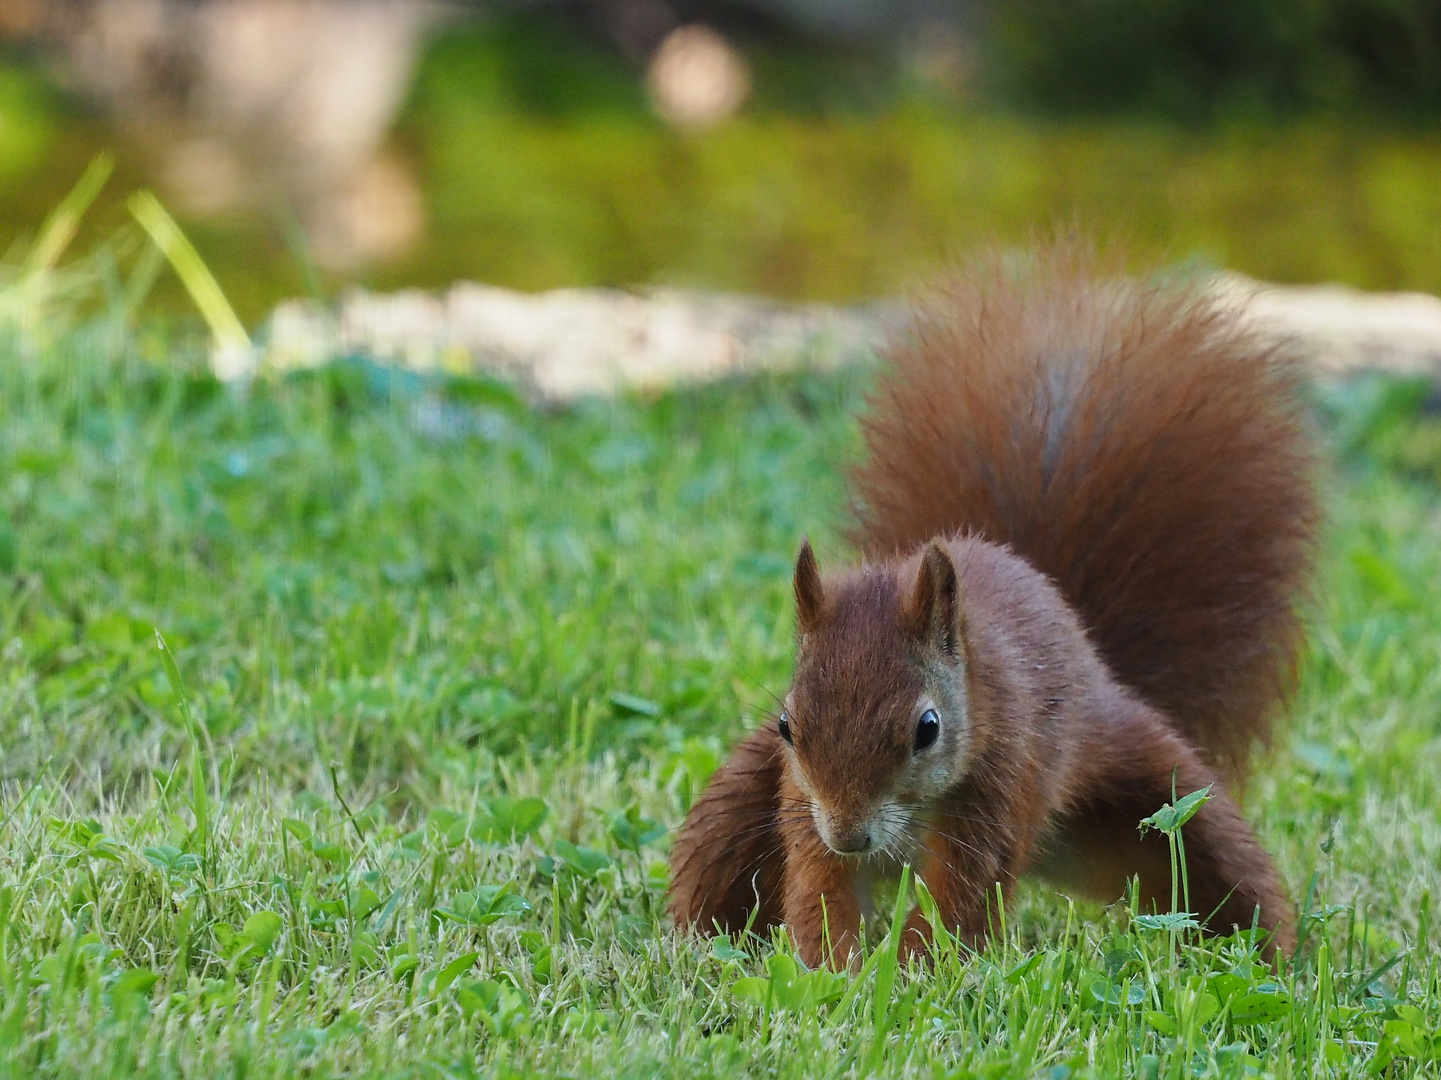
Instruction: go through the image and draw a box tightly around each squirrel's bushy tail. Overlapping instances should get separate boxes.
[850,246,1321,781]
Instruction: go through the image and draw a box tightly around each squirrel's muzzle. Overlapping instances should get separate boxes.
[813,806,876,856]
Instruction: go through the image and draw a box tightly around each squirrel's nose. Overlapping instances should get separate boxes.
[813,804,878,855]
[826,824,873,855]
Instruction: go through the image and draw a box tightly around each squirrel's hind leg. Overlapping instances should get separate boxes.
[668,726,788,937]
[1046,701,1295,957]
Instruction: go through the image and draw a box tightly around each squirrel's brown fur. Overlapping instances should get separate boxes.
[851,250,1318,781]
[669,247,1320,967]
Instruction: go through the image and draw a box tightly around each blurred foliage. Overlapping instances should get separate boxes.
[2,12,1441,323]
[984,0,1441,120]
[375,16,1441,303]
[415,16,648,119]
[1323,375,1441,486]
[0,59,55,183]
[417,14,900,119]
[387,103,1441,303]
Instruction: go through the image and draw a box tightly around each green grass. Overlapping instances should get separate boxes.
[5,286,1441,1077]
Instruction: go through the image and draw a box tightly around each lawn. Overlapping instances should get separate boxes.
[2,293,1441,1077]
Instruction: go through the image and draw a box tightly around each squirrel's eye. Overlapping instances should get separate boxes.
[778,712,793,745]
[914,709,940,752]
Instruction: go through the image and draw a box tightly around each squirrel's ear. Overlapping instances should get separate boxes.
[794,537,825,634]
[907,543,964,659]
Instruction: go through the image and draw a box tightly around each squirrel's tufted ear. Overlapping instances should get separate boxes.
[794,537,825,634]
[906,543,964,659]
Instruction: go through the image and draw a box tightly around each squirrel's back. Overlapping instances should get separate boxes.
[849,247,1320,781]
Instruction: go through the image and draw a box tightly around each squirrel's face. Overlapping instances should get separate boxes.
[778,539,973,859]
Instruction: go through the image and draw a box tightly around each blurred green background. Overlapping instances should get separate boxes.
[1,0,1439,323]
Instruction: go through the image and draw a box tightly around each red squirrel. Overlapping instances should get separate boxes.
[668,248,1320,968]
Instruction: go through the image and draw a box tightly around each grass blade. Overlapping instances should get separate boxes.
[155,630,211,863]
[21,154,113,278]
[865,864,912,1070]
[128,190,252,374]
